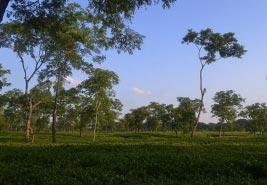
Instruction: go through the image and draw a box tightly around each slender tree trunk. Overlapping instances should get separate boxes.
[25,80,31,142]
[191,63,206,137]
[52,68,62,143]
[24,79,35,143]
[25,96,34,143]
[93,102,101,141]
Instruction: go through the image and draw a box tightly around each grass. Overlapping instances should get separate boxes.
[0,132,266,184]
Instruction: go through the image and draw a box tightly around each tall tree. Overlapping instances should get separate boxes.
[182,28,246,137]
[211,90,244,137]
[0,18,52,142]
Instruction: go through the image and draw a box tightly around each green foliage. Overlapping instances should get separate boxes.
[0,88,25,131]
[0,132,267,184]
[182,28,246,137]
[182,28,246,64]
[0,64,10,90]
[241,103,267,135]
[176,97,201,134]
[211,90,245,136]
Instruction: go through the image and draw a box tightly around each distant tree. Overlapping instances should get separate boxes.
[233,119,250,132]
[182,28,246,137]
[0,88,24,131]
[78,68,120,141]
[129,107,150,133]
[161,104,176,132]
[176,97,201,135]
[241,103,267,135]
[211,90,244,137]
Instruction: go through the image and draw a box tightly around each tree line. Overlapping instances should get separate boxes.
[0,86,266,137]
[0,0,265,143]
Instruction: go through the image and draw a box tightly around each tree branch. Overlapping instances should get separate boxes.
[0,0,10,23]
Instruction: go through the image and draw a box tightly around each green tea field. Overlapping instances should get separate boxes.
[0,132,266,184]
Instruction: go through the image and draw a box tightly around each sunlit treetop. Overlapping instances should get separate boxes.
[182,28,246,64]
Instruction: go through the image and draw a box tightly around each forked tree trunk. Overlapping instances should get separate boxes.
[19,53,44,143]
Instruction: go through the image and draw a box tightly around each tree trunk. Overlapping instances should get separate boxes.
[93,102,101,141]
[79,128,83,138]
[24,79,35,143]
[52,68,62,143]
[219,124,223,137]
[191,63,206,137]
[25,97,34,143]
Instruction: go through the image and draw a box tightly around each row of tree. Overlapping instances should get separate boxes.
[0,86,266,137]
[121,90,267,136]
[0,68,121,140]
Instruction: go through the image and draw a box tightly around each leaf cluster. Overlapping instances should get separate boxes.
[182,28,246,64]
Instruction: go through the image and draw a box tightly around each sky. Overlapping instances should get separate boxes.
[1,0,267,123]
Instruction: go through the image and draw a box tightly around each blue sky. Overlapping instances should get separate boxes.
[1,0,267,123]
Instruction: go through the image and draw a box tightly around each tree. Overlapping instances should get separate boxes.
[128,106,150,133]
[182,28,246,137]
[0,64,10,90]
[78,68,120,141]
[0,18,52,142]
[211,90,244,137]
[29,81,53,133]
[146,102,166,131]
[0,88,25,131]
[176,97,201,135]
[241,103,267,135]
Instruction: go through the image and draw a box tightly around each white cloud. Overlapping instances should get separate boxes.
[65,76,81,86]
[132,87,152,96]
